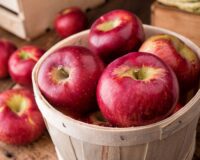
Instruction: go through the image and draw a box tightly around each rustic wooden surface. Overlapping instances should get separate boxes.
[0,0,199,159]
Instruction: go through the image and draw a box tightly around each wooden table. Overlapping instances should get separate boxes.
[0,0,199,159]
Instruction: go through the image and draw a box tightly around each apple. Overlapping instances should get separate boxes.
[83,111,112,127]
[9,45,45,87]
[172,103,183,114]
[38,46,104,115]
[0,88,45,145]
[88,9,145,64]
[54,7,87,38]
[97,52,179,127]
[139,34,200,92]
[0,39,17,78]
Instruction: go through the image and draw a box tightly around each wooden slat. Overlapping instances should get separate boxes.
[82,143,121,160]
[70,137,83,160]
[178,116,199,160]
[47,122,77,160]
[82,142,103,160]
[0,6,26,39]
[0,0,20,13]
[120,144,147,160]
[105,146,120,160]
[144,118,197,160]
[16,0,105,40]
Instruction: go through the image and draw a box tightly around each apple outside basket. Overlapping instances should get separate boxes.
[32,25,200,160]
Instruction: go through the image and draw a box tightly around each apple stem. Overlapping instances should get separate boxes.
[96,18,121,32]
[6,95,28,115]
[59,67,69,79]
[51,66,69,84]
[114,66,165,81]
[133,69,144,80]
[19,51,38,61]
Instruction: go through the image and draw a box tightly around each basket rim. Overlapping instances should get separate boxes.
[32,24,200,135]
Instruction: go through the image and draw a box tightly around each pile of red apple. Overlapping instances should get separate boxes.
[0,6,88,146]
[0,41,46,145]
[38,9,200,128]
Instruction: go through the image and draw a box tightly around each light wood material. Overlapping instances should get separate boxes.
[32,25,200,160]
[0,0,20,13]
[0,0,105,40]
[151,2,200,47]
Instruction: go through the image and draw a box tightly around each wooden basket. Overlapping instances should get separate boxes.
[32,25,200,160]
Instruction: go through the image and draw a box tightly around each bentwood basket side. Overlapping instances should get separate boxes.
[32,25,200,160]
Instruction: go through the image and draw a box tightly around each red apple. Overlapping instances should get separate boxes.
[9,45,45,87]
[97,52,179,127]
[172,103,183,114]
[54,7,87,38]
[0,88,45,145]
[38,46,104,114]
[83,111,112,127]
[89,9,145,63]
[139,34,200,92]
[0,39,17,78]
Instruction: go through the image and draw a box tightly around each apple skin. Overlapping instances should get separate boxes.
[89,9,145,64]
[172,103,183,114]
[139,34,200,92]
[0,39,17,78]
[9,45,45,87]
[0,89,45,145]
[54,7,87,38]
[38,46,104,115]
[97,52,179,127]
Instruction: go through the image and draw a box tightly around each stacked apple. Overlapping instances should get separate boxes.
[0,40,46,144]
[38,9,200,128]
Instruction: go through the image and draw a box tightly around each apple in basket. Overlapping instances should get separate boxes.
[172,103,183,114]
[0,88,45,145]
[54,7,87,38]
[83,111,112,127]
[0,39,17,79]
[97,52,179,127]
[139,34,200,92]
[9,45,45,87]
[89,9,145,64]
[38,46,104,115]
